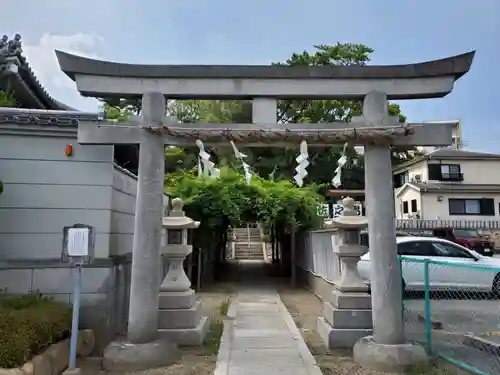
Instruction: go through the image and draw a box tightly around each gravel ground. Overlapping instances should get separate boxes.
[78,283,234,375]
[278,286,467,375]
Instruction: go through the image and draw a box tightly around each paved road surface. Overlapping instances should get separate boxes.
[405,299,500,334]
[404,299,500,374]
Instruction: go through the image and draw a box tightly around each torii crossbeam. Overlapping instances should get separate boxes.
[77,118,455,148]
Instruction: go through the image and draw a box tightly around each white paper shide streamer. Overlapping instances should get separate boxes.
[196,139,220,179]
[293,140,309,187]
[332,142,348,188]
[230,141,252,185]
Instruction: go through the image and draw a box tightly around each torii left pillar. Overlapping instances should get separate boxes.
[101,92,178,372]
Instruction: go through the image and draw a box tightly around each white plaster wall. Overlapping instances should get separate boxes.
[397,159,500,185]
[406,161,429,182]
[110,166,170,256]
[0,131,170,259]
[110,167,136,256]
[421,192,500,221]
[395,188,422,219]
[427,159,500,184]
[0,134,114,259]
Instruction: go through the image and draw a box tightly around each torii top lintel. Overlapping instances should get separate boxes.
[55,50,475,100]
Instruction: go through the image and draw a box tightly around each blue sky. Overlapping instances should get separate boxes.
[4,0,500,152]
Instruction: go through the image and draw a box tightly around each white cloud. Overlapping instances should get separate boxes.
[22,33,104,111]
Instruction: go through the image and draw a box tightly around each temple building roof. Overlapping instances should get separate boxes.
[0,33,74,110]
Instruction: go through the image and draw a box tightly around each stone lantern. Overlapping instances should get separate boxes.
[157,198,208,345]
[317,197,373,348]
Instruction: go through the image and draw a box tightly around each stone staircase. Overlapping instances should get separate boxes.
[231,226,265,260]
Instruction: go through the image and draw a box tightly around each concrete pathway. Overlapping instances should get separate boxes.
[214,287,323,375]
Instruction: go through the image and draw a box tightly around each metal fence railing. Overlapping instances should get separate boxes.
[396,219,500,230]
[401,257,500,375]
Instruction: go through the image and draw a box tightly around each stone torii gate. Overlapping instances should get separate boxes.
[56,50,474,371]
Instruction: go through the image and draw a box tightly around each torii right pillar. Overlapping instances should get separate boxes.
[352,91,428,372]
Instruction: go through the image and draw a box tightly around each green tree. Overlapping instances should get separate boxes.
[101,102,133,121]
[0,91,17,108]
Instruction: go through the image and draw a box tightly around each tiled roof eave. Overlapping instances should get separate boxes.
[0,52,73,111]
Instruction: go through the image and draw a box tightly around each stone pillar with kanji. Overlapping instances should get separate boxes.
[157,197,208,345]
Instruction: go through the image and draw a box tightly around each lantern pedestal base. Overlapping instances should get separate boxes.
[158,316,209,345]
[157,293,208,346]
[158,300,202,328]
[159,289,196,309]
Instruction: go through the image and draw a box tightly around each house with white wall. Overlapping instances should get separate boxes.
[393,149,500,220]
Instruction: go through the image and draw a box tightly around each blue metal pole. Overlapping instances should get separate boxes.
[423,259,432,354]
[69,265,82,370]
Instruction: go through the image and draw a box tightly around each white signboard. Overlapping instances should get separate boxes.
[67,228,90,257]
[332,202,363,218]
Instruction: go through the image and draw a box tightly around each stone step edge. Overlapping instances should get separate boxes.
[232,242,264,244]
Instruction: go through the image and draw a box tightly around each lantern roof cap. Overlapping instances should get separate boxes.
[162,198,200,229]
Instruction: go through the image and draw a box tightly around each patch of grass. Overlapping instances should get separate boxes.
[219,299,230,316]
[201,297,232,355]
[202,298,232,355]
[203,318,224,355]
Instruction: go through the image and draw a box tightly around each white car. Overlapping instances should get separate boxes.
[357,236,500,295]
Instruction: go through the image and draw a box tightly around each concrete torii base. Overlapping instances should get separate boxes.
[353,336,428,373]
[102,338,178,372]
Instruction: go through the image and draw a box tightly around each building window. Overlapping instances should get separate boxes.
[441,164,461,180]
[393,172,408,188]
[428,164,463,181]
[411,199,418,213]
[403,201,409,214]
[448,198,495,216]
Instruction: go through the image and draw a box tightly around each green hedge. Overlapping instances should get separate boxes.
[0,294,72,368]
